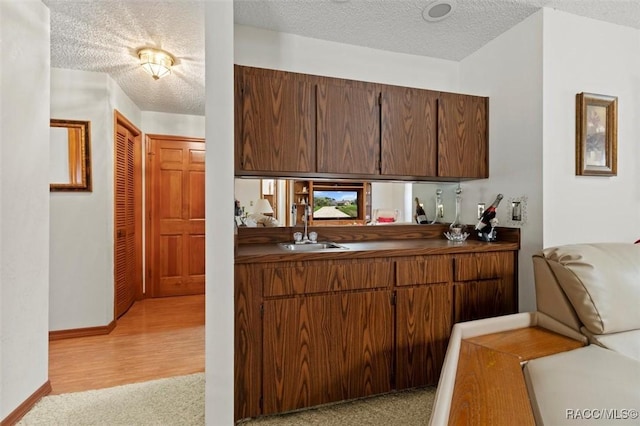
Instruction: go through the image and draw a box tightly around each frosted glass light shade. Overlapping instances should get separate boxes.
[138,48,174,80]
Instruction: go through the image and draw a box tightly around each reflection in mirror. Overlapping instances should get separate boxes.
[50,119,92,192]
[235,178,458,227]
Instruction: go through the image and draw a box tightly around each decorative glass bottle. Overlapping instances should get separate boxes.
[431,189,443,224]
[445,185,468,243]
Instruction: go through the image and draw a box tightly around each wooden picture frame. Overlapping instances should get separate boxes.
[50,119,92,191]
[576,93,617,176]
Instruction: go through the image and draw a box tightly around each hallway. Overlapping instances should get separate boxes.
[48,294,205,395]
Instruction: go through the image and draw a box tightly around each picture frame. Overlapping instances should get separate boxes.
[50,119,92,191]
[575,92,617,176]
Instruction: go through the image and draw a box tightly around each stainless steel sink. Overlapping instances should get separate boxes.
[278,241,348,252]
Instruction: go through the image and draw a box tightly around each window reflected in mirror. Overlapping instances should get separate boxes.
[50,119,92,192]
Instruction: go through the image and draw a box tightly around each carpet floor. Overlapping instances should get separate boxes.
[17,373,436,426]
[17,373,205,426]
[241,387,436,426]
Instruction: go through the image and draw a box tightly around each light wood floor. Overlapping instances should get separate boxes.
[49,294,205,395]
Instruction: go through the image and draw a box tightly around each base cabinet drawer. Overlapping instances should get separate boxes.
[395,255,452,286]
[263,260,393,297]
[454,251,514,281]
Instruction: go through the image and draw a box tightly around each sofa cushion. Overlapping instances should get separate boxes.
[542,243,640,335]
[524,345,640,425]
[586,328,640,362]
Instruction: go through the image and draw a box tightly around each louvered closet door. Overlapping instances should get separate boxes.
[115,124,137,317]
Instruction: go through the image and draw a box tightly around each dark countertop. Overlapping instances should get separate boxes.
[236,238,519,264]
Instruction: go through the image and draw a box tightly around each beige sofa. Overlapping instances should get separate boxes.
[430,242,640,425]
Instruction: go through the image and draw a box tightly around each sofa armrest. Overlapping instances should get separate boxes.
[429,312,587,426]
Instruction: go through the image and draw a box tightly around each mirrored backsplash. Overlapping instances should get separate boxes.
[234,178,460,227]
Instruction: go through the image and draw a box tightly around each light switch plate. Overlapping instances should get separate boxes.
[507,195,528,226]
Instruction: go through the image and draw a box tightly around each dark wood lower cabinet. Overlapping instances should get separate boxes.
[395,284,452,389]
[454,279,516,323]
[235,247,518,421]
[262,291,393,415]
[453,251,517,323]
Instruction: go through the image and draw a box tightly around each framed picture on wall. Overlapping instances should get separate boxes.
[575,92,617,176]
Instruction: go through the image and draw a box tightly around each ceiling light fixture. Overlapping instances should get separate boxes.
[422,0,456,22]
[137,48,175,80]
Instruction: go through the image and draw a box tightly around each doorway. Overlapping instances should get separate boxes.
[145,134,206,297]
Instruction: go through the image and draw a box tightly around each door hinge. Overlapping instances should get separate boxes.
[260,304,264,317]
[391,292,396,306]
[378,92,383,105]
[259,395,263,411]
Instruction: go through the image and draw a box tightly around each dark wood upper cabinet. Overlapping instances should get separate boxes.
[437,92,489,178]
[238,68,315,173]
[381,86,438,177]
[234,65,490,180]
[316,81,380,175]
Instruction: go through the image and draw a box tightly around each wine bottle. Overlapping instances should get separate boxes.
[475,194,503,235]
[415,197,428,224]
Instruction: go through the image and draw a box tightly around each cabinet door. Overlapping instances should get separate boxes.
[239,71,315,173]
[381,86,437,177]
[262,291,393,414]
[437,93,488,178]
[317,82,380,174]
[396,284,452,389]
[454,278,515,323]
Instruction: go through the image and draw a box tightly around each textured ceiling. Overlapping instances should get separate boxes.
[45,0,640,117]
[45,0,205,116]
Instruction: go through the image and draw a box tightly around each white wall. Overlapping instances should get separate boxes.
[142,111,205,138]
[50,69,212,331]
[412,182,460,224]
[49,69,142,331]
[205,1,235,424]
[234,178,261,215]
[542,9,640,246]
[50,69,116,330]
[235,25,459,91]
[0,1,50,418]
[459,11,544,312]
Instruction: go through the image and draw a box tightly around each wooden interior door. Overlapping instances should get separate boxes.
[147,135,205,297]
[114,111,142,318]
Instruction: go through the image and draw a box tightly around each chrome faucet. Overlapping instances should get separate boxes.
[301,205,311,243]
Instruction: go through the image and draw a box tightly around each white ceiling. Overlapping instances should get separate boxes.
[45,0,640,117]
